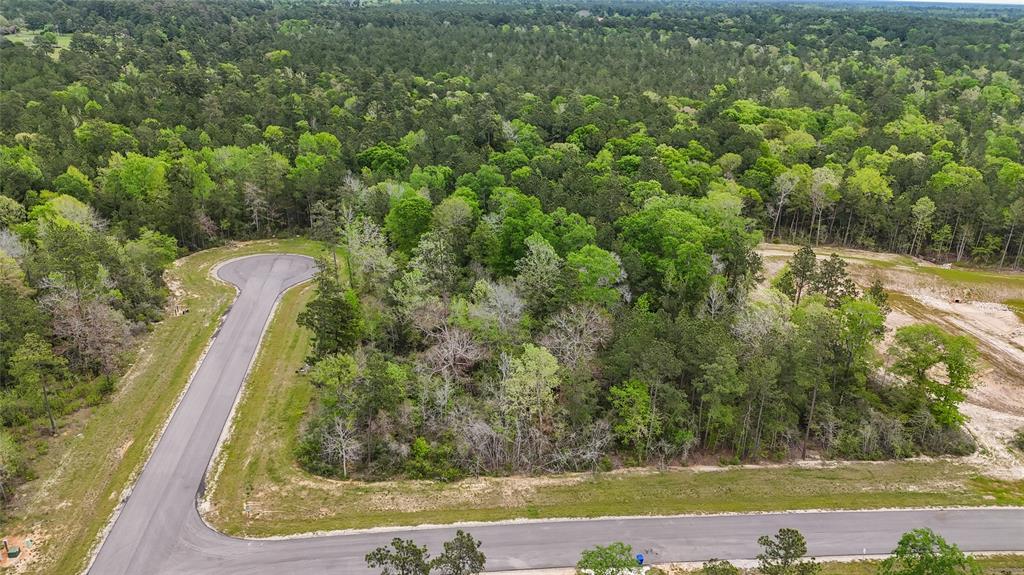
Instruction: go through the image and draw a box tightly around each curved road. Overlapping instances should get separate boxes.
[88,253,1023,574]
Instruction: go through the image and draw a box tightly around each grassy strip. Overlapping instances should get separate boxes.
[1006,299,1024,322]
[3,239,324,575]
[211,457,1022,537]
[808,555,1023,574]
[667,556,1023,574]
[205,291,1023,538]
[916,266,1024,289]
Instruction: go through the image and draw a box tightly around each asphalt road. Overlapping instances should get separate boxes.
[87,253,1024,575]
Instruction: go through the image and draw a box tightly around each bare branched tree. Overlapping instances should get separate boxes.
[539,304,612,370]
[422,324,487,383]
[42,286,130,375]
[468,280,524,331]
[243,182,270,235]
[322,416,362,478]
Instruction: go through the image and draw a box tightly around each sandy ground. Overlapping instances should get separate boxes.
[760,243,1024,479]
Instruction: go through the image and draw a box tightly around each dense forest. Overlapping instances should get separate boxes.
[1,0,1018,488]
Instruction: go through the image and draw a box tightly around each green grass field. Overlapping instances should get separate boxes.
[2,239,325,575]
[2,29,73,57]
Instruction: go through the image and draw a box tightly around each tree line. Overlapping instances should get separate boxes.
[1,1,1024,264]
[362,527,983,575]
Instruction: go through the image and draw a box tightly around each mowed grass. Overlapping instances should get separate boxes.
[205,281,315,523]
[206,280,1024,538]
[1006,299,1024,322]
[210,453,1023,537]
[916,265,1024,290]
[3,239,325,575]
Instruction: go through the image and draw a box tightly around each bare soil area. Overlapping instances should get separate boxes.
[760,243,1024,479]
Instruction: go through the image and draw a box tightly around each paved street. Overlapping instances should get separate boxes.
[88,254,1024,575]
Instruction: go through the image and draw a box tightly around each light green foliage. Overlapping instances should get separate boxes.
[10,333,69,434]
[566,244,623,308]
[38,219,102,296]
[618,194,759,310]
[548,208,596,256]
[890,325,978,427]
[502,344,560,424]
[629,180,667,206]
[358,142,409,176]
[297,132,341,158]
[575,542,637,575]
[53,166,94,203]
[8,4,1024,543]
[385,192,434,253]
[845,167,892,204]
[0,195,27,226]
[100,152,169,232]
[883,108,944,152]
[0,430,23,499]
[126,228,178,276]
[656,141,719,193]
[73,120,138,159]
[880,529,980,575]
[0,145,43,200]
[309,353,360,410]
[610,379,659,460]
[264,49,291,64]
[410,165,453,201]
[29,194,100,229]
[909,197,935,254]
[515,232,564,315]
[698,348,744,448]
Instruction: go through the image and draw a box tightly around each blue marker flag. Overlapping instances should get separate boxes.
[636,553,645,566]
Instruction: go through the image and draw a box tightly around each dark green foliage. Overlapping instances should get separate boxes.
[431,531,486,575]
[365,531,485,575]
[811,254,859,308]
[790,246,817,305]
[701,559,740,575]
[1012,428,1024,452]
[757,528,821,575]
[297,260,364,360]
[366,538,431,575]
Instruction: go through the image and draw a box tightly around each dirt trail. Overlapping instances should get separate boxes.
[759,243,1024,479]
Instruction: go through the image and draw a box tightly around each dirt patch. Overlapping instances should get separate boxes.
[760,243,1024,479]
[0,533,40,573]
